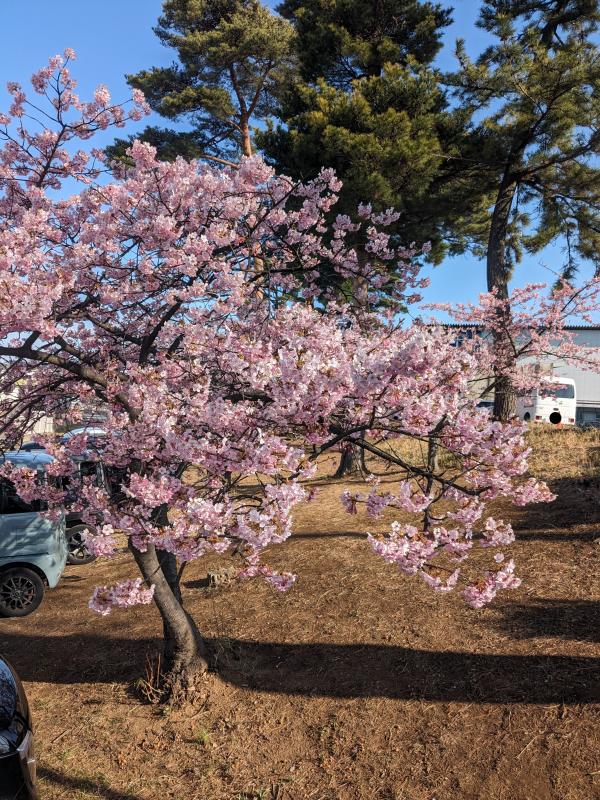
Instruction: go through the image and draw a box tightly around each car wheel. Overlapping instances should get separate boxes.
[66,524,97,565]
[0,568,45,617]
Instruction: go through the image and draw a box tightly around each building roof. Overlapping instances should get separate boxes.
[438,323,600,331]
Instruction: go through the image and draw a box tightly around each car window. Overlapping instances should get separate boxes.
[79,461,98,479]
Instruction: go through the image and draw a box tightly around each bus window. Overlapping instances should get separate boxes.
[539,384,575,399]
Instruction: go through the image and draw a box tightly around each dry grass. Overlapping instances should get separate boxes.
[527,424,600,480]
[1,430,599,799]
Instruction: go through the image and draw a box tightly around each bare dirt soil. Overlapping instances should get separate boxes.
[1,428,600,800]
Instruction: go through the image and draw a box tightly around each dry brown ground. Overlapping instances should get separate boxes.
[1,428,600,800]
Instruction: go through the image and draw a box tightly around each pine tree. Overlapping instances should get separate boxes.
[448,0,600,418]
[257,1,482,267]
[278,0,452,87]
[113,0,296,164]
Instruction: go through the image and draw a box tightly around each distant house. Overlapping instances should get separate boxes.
[1,387,55,441]
[10,395,107,443]
[442,324,600,425]
[30,415,55,437]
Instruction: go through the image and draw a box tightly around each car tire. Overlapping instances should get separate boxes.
[66,524,97,565]
[0,568,45,617]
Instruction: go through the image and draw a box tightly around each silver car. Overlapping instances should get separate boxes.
[0,451,68,617]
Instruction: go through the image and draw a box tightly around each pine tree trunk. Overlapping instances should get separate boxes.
[239,115,267,299]
[129,542,208,697]
[492,372,516,421]
[487,177,518,421]
[241,117,252,158]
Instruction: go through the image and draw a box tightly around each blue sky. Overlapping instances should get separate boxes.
[0,0,594,318]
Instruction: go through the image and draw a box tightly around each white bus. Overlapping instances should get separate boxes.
[516,376,576,426]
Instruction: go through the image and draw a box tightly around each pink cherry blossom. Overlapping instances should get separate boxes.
[89,579,155,615]
[462,560,521,609]
[419,568,460,593]
[83,525,117,558]
[481,517,515,548]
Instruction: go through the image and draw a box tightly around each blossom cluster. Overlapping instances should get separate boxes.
[88,579,155,616]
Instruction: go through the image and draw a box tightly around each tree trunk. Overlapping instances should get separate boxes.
[241,116,252,158]
[423,435,439,533]
[335,248,370,477]
[487,177,518,421]
[335,441,361,478]
[492,371,516,421]
[129,541,208,696]
[240,114,268,299]
[359,433,370,474]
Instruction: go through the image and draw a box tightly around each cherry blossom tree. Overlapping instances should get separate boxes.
[1,54,598,694]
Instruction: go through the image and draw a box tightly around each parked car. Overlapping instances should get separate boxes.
[17,430,113,566]
[59,426,107,447]
[0,655,38,799]
[61,456,106,566]
[60,429,108,565]
[0,451,68,618]
[14,440,103,566]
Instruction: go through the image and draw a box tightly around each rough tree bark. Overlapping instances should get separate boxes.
[241,115,252,158]
[129,542,208,695]
[334,440,362,478]
[487,175,518,421]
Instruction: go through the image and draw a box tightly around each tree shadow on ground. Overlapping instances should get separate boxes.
[516,530,598,542]
[492,599,600,644]
[214,638,599,704]
[38,766,143,800]
[1,631,598,704]
[513,477,600,531]
[291,529,597,543]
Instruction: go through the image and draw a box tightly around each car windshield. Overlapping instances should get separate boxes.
[539,384,575,399]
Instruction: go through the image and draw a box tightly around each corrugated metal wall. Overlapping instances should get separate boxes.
[552,329,600,422]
